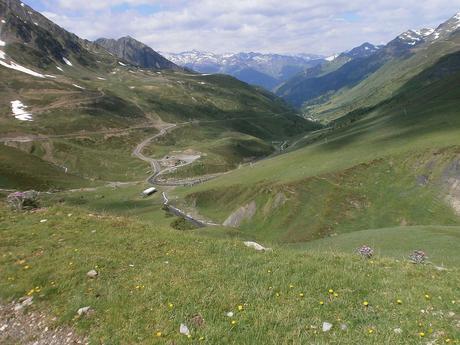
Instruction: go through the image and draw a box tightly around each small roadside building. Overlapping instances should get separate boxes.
[142,187,157,197]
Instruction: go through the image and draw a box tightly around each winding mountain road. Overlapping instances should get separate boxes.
[132,123,177,179]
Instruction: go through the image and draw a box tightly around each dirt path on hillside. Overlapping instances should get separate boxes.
[0,123,160,143]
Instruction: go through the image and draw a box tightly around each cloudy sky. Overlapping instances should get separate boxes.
[25,0,460,55]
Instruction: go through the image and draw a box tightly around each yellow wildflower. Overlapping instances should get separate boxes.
[363,301,369,307]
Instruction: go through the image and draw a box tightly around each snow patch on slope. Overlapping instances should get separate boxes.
[11,100,33,121]
[0,39,5,47]
[0,58,45,78]
[72,84,85,90]
[325,54,339,62]
[62,57,72,66]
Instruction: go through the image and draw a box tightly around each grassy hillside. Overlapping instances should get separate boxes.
[303,32,460,121]
[291,226,460,267]
[0,144,90,190]
[1,43,317,189]
[1,204,458,344]
[1,0,319,189]
[174,49,460,243]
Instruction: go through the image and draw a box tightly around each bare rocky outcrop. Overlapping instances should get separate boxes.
[442,157,460,215]
[95,36,180,70]
[223,201,257,228]
[263,192,287,215]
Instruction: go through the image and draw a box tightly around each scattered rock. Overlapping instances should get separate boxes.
[340,323,348,331]
[14,297,33,311]
[394,328,403,334]
[0,301,88,344]
[179,323,190,336]
[86,270,98,278]
[40,219,47,223]
[77,307,92,317]
[322,322,333,332]
[226,312,234,317]
[243,241,271,252]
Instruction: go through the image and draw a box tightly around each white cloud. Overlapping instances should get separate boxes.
[32,0,460,55]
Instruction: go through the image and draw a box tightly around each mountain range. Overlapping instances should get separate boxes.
[162,50,325,90]
[0,0,315,189]
[276,13,460,116]
[1,1,460,343]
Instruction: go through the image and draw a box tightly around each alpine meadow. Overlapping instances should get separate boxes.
[0,1,459,344]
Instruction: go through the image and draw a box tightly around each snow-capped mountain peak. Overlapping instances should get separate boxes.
[397,29,426,46]
[163,50,325,90]
[325,54,339,62]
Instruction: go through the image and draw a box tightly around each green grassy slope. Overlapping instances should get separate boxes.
[1,0,319,189]
[175,49,460,243]
[303,32,460,121]
[290,226,460,267]
[1,204,458,344]
[0,144,90,190]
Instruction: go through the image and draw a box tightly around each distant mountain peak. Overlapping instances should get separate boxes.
[342,42,380,59]
[163,50,325,90]
[95,36,179,70]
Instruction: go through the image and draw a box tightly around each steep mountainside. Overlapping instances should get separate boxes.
[163,50,324,90]
[177,43,460,243]
[0,0,317,190]
[277,13,460,119]
[299,13,460,121]
[95,36,179,70]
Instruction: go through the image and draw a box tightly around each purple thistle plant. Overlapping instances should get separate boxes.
[409,250,427,264]
[357,245,374,259]
[7,191,39,211]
